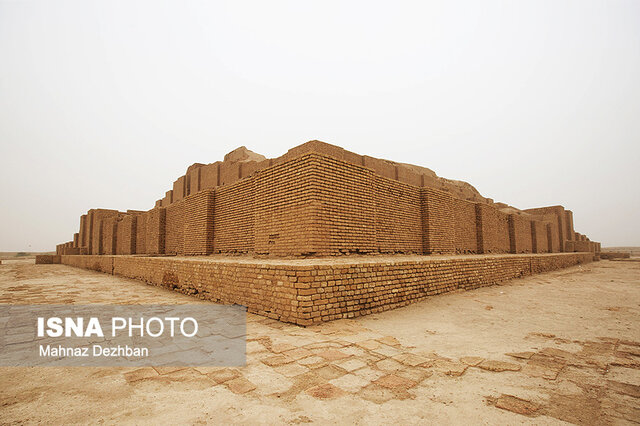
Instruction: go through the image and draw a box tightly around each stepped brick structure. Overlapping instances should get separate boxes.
[43,140,601,324]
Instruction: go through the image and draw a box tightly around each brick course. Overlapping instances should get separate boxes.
[60,252,593,325]
[63,150,599,259]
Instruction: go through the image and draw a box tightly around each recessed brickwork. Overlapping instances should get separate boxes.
[116,214,136,255]
[509,214,533,254]
[62,148,598,259]
[530,220,549,254]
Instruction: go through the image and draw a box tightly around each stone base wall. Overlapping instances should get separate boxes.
[60,252,593,325]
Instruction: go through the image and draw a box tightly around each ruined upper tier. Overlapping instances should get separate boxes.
[156,141,495,208]
[56,140,600,257]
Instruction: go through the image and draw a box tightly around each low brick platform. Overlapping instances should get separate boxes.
[35,255,61,264]
[56,252,594,325]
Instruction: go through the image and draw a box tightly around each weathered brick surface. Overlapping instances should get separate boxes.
[422,188,455,254]
[375,176,422,254]
[135,213,147,254]
[161,190,173,207]
[59,146,599,261]
[60,252,593,325]
[240,161,260,179]
[254,155,323,256]
[453,198,478,254]
[79,215,88,249]
[574,240,592,253]
[565,241,575,252]
[600,251,629,260]
[476,204,510,254]
[508,214,533,254]
[313,155,377,255]
[144,208,166,255]
[565,210,575,241]
[219,162,240,187]
[183,190,215,255]
[172,176,186,203]
[199,162,219,190]
[530,220,549,254]
[187,165,203,195]
[547,221,560,253]
[35,255,61,264]
[102,216,119,255]
[213,177,255,254]
[86,209,119,255]
[165,199,186,255]
[116,214,136,255]
[524,206,571,251]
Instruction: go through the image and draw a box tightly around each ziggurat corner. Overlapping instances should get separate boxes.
[42,140,601,325]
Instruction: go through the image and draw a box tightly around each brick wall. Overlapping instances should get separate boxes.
[240,161,261,179]
[135,213,147,254]
[524,206,568,252]
[172,176,186,203]
[187,167,201,195]
[161,190,173,207]
[79,215,88,249]
[547,221,560,253]
[476,204,510,253]
[219,162,240,186]
[60,252,593,325]
[35,255,61,264]
[102,216,118,255]
[565,210,575,241]
[88,209,119,255]
[116,214,136,255]
[363,155,395,180]
[254,155,324,256]
[213,177,255,253]
[509,214,533,253]
[200,162,219,190]
[183,190,215,255]
[453,198,478,254]
[62,152,598,259]
[422,187,455,254]
[374,175,423,254]
[144,207,166,254]
[531,220,549,254]
[574,240,592,252]
[313,155,377,255]
[165,199,187,255]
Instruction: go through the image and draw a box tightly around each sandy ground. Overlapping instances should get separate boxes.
[0,258,639,425]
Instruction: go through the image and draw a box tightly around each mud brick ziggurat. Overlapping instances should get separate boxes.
[44,140,601,325]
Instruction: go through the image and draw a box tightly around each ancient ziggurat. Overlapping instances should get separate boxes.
[43,141,601,325]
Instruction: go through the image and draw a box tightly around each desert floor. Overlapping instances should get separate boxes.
[0,258,639,425]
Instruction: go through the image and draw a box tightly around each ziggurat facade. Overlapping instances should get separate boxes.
[45,141,600,325]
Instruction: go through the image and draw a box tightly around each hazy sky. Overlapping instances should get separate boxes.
[1,0,639,251]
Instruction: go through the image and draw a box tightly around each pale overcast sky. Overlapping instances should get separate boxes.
[1,0,639,251]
